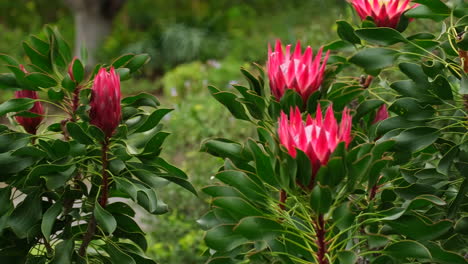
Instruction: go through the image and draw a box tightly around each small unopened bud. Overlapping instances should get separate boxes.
[89,67,121,139]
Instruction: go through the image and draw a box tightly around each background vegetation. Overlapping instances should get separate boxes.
[0,1,347,263]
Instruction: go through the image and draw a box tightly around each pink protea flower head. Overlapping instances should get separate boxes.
[89,67,121,139]
[14,90,44,134]
[278,106,352,183]
[267,40,330,102]
[350,0,417,29]
[373,104,389,124]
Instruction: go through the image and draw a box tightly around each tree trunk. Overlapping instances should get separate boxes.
[64,0,126,67]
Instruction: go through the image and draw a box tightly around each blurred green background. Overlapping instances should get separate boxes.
[0,0,348,263]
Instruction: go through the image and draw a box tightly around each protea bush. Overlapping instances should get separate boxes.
[200,1,468,263]
[0,27,195,263]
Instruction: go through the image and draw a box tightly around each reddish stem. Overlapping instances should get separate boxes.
[315,214,328,264]
[71,85,82,121]
[369,184,379,201]
[279,189,287,210]
[99,141,109,208]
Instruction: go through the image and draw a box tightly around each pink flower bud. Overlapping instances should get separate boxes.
[350,0,418,29]
[14,90,44,134]
[373,104,389,124]
[278,106,352,183]
[89,67,121,139]
[267,40,330,102]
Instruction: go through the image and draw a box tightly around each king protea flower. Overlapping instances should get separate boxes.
[279,106,352,184]
[89,67,121,139]
[267,40,330,102]
[373,104,389,124]
[350,0,417,29]
[14,90,44,134]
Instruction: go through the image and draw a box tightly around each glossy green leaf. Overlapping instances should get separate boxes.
[337,251,358,264]
[355,27,407,46]
[248,140,277,187]
[310,185,333,214]
[67,122,94,145]
[208,86,250,120]
[213,197,263,218]
[216,170,266,202]
[349,48,398,76]
[121,93,159,108]
[50,240,73,264]
[383,240,431,260]
[393,127,439,152]
[426,242,467,264]
[387,215,451,241]
[0,98,34,117]
[337,20,361,44]
[205,225,248,251]
[72,58,85,83]
[8,194,42,238]
[104,243,136,264]
[234,216,283,241]
[112,54,135,68]
[406,0,450,21]
[41,201,62,241]
[135,108,172,133]
[94,202,117,234]
[126,54,150,73]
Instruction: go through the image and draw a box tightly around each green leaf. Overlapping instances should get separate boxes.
[121,93,159,108]
[201,139,247,162]
[426,242,467,264]
[234,216,283,241]
[461,74,468,94]
[431,75,453,100]
[280,89,303,112]
[248,140,278,187]
[126,54,150,73]
[337,251,358,264]
[383,240,431,260]
[355,99,384,120]
[23,42,52,73]
[205,225,248,252]
[41,201,62,241]
[0,53,19,66]
[386,215,451,241]
[310,185,333,214]
[67,122,94,145]
[135,108,173,133]
[389,98,435,121]
[393,127,439,152]
[0,187,12,215]
[208,86,250,121]
[116,68,131,81]
[405,0,450,21]
[240,68,263,96]
[72,58,85,83]
[94,202,117,234]
[112,54,135,68]
[0,98,34,117]
[216,170,266,202]
[213,197,263,218]
[336,20,361,44]
[8,194,42,238]
[104,243,136,264]
[50,240,74,264]
[0,73,20,90]
[61,75,76,92]
[454,216,468,235]
[296,149,313,187]
[349,48,398,76]
[355,28,407,46]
